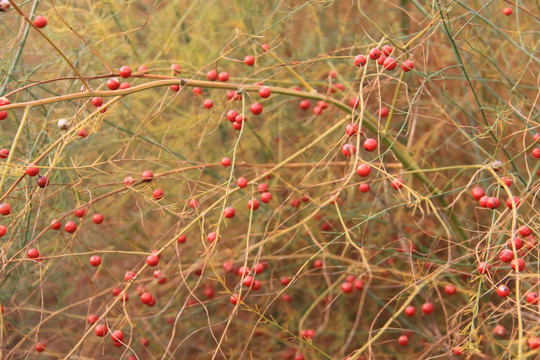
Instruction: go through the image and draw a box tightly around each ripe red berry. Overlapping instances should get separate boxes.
[124,271,136,281]
[170,64,181,74]
[257,183,269,193]
[312,106,323,115]
[146,254,159,266]
[508,237,524,250]
[363,138,377,151]
[493,325,506,337]
[503,7,512,16]
[111,329,124,344]
[243,275,254,287]
[75,208,86,218]
[532,148,540,158]
[37,175,49,188]
[506,196,520,209]
[477,262,491,274]
[471,186,485,200]
[349,97,360,109]
[224,207,236,218]
[221,157,231,167]
[401,60,414,72]
[404,305,416,317]
[525,292,539,305]
[152,188,164,200]
[64,221,77,233]
[230,294,241,305]
[486,197,500,209]
[92,214,103,224]
[377,54,386,65]
[170,84,180,92]
[0,149,8,159]
[313,259,323,268]
[203,99,214,109]
[207,232,219,243]
[78,128,89,137]
[499,249,514,263]
[87,314,98,324]
[244,55,255,66]
[50,219,61,230]
[140,292,153,304]
[528,337,540,350]
[0,203,11,216]
[0,225,6,237]
[192,87,203,96]
[237,177,248,188]
[518,225,532,237]
[510,258,525,272]
[218,71,229,82]
[91,97,103,107]
[250,102,263,115]
[142,170,154,182]
[383,57,397,71]
[345,123,358,136]
[205,69,218,81]
[89,255,101,266]
[107,78,120,90]
[260,192,272,203]
[119,66,131,78]
[120,82,130,89]
[35,342,46,352]
[341,282,353,293]
[26,164,39,177]
[354,55,367,67]
[177,234,187,243]
[391,178,404,190]
[356,164,371,177]
[259,86,271,98]
[247,199,260,210]
[381,45,393,56]
[369,48,381,60]
[444,285,457,295]
[421,302,434,314]
[496,284,510,297]
[359,183,370,192]
[33,15,47,28]
[453,347,464,355]
[299,100,310,110]
[27,248,40,259]
[398,335,409,346]
[342,143,356,156]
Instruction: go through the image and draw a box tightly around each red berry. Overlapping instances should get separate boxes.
[78,128,88,137]
[444,285,457,295]
[493,325,506,337]
[381,45,393,56]
[243,275,254,287]
[503,7,512,16]
[345,123,358,136]
[218,71,229,82]
[170,64,181,74]
[124,271,136,281]
[258,86,271,98]
[352,280,364,290]
[383,57,397,71]
[363,138,377,151]
[152,188,164,200]
[230,294,241,305]
[37,176,49,188]
[398,335,409,346]
[421,302,434,314]
[257,183,269,193]
[526,292,539,305]
[27,248,40,259]
[290,198,300,208]
[486,197,500,209]
[244,55,255,66]
[453,347,463,355]
[206,70,218,81]
[0,203,11,216]
[237,177,248,188]
[26,164,39,177]
[404,305,416,317]
[89,255,101,266]
[378,107,389,118]
[518,225,532,237]
[140,292,153,304]
[260,192,272,203]
[341,143,356,156]
[508,237,524,250]
[261,43,270,52]
[50,219,61,230]
[0,225,6,237]
[369,48,381,60]
[471,186,485,200]
[92,214,103,224]
[532,148,540,158]
[224,207,235,218]
[35,342,46,352]
[354,55,367,67]
[391,178,404,190]
[107,78,120,90]
[250,102,263,115]
[91,97,103,107]
[221,157,231,167]
[349,97,360,109]
[313,259,323,268]
[189,199,199,209]
[312,106,323,115]
[510,258,525,272]
[496,284,510,297]
[499,249,514,263]
[0,149,8,159]
[299,100,310,110]
[120,82,130,89]
[111,329,124,343]
[87,314,98,324]
[170,84,180,92]
[146,254,159,266]
[247,199,260,210]
[75,208,86,218]
[119,66,131,78]
[140,337,150,347]
[192,87,203,95]
[33,15,47,28]
[478,195,489,207]
[0,111,7,121]
[359,183,370,192]
[142,170,154,182]
[341,282,353,293]
[528,337,540,350]
[203,99,214,109]
[207,232,219,243]
[477,262,491,274]
[64,221,77,233]
[506,196,520,209]
[177,234,187,243]
[377,54,386,65]
[356,164,371,177]
[401,60,414,72]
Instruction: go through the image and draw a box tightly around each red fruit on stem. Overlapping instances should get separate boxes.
[34,15,47,28]
[92,214,103,224]
[89,255,101,266]
[369,48,381,60]
[107,78,120,90]
[64,221,77,233]
[119,66,131,78]
[363,138,377,151]
[244,55,255,66]
[354,55,367,67]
